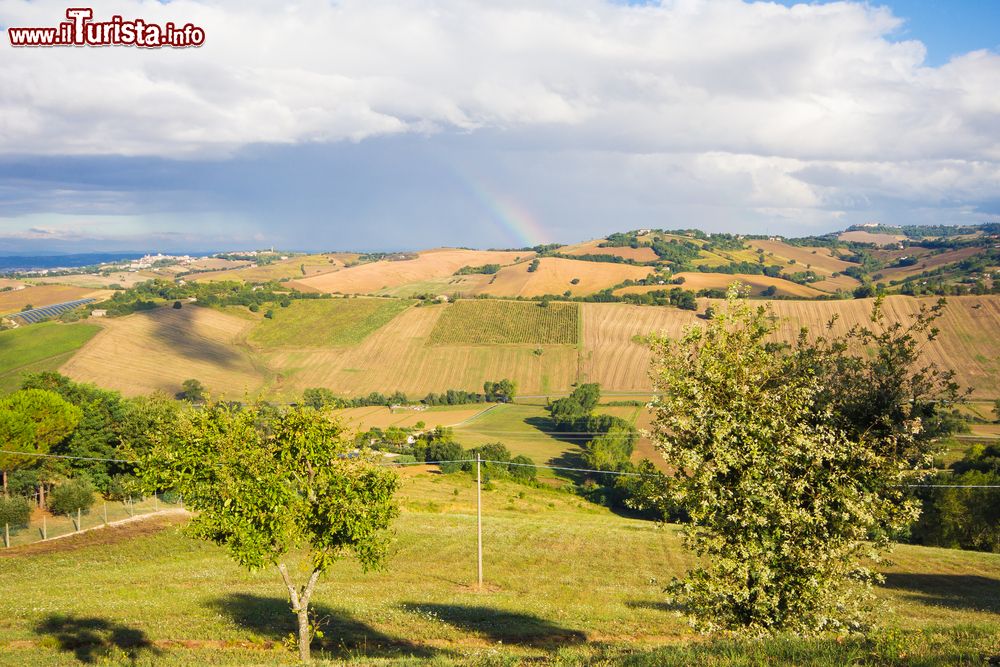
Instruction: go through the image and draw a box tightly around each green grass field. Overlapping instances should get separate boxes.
[0,322,101,393]
[0,473,997,666]
[429,300,579,345]
[248,298,414,348]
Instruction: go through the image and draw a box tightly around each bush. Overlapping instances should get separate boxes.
[172,301,183,309]
[509,455,537,483]
[106,474,142,502]
[0,495,31,531]
[48,479,96,518]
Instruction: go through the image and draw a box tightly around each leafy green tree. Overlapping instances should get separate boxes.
[302,387,338,409]
[548,383,601,428]
[179,379,206,403]
[139,402,399,662]
[483,379,516,403]
[48,478,96,530]
[911,444,1000,552]
[582,424,635,471]
[648,286,950,635]
[0,389,81,496]
[509,454,537,483]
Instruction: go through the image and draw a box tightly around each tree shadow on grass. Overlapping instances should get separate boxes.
[625,599,685,614]
[401,602,586,647]
[33,614,161,665]
[880,573,1000,614]
[206,593,440,659]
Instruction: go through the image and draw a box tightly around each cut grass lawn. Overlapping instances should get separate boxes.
[429,299,579,345]
[0,322,101,393]
[248,298,414,348]
[0,473,996,666]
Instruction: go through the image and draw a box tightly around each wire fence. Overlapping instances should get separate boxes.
[2,493,183,549]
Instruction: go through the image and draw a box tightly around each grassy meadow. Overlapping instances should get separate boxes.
[248,298,414,348]
[0,472,997,666]
[429,300,579,346]
[0,322,101,393]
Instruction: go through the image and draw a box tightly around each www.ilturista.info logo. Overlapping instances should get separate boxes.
[8,8,205,48]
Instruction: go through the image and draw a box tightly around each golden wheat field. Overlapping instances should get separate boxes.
[30,272,154,289]
[561,238,659,262]
[256,303,579,400]
[59,306,267,397]
[838,230,906,245]
[581,296,1000,398]
[479,257,653,297]
[52,294,1000,401]
[876,246,985,283]
[290,248,528,295]
[0,284,109,315]
[616,273,826,298]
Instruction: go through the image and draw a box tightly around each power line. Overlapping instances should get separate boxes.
[0,449,129,463]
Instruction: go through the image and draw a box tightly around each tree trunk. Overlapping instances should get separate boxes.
[296,609,310,662]
[277,563,322,663]
[2,469,7,496]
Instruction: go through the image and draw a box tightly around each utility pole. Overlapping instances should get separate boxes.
[477,452,483,590]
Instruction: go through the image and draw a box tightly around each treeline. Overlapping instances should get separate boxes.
[0,372,179,516]
[357,425,538,485]
[454,264,501,275]
[909,444,1000,552]
[99,278,333,317]
[301,379,516,409]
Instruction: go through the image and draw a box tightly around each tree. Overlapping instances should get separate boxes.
[178,379,206,403]
[647,285,954,635]
[483,379,516,403]
[548,383,601,428]
[48,478,96,530]
[0,389,81,496]
[302,387,337,409]
[139,402,399,662]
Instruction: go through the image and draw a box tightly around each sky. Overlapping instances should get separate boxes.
[0,0,998,253]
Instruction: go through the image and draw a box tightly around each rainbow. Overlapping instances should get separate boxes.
[458,176,549,247]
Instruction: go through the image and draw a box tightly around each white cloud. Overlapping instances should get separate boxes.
[0,0,998,232]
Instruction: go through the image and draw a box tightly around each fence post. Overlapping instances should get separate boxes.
[4,522,8,548]
[76,507,81,532]
[103,501,108,526]
[42,513,47,540]
[477,453,483,590]
[154,494,159,512]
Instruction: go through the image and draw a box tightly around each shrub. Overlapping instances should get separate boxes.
[106,474,142,502]
[172,301,183,309]
[509,455,537,483]
[0,495,31,531]
[48,479,96,519]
